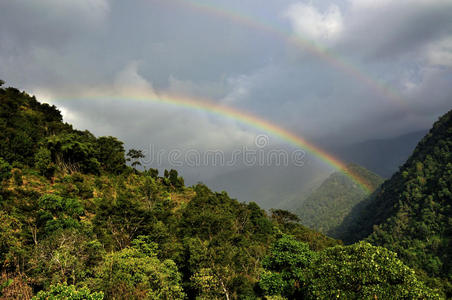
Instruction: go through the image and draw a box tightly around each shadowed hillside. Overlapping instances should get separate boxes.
[339,110,452,296]
[295,163,383,239]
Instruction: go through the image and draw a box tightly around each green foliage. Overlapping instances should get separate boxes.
[304,242,439,299]
[141,176,158,207]
[0,85,64,166]
[0,83,130,176]
[259,235,314,298]
[28,230,105,288]
[260,237,439,299]
[270,209,340,251]
[33,283,104,300]
[93,236,185,299]
[0,84,444,299]
[126,149,145,169]
[180,184,276,298]
[163,169,184,188]
[93,196,153,250]
[37,194,84,235]
[295,163,383,239]
[0,157,12,184]
[145,168,159,178]
[341,110,452,296]
[45,133,101,174]
[270,209,300,224]
[34,147,55,178]
[0,212,24,268]
[12,169,23,186]
[96,136,126,174]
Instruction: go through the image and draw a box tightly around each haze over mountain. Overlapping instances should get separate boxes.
[204,160,331,209]
[205,131,428,209]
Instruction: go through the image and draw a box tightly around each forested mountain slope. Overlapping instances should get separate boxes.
[341,110,452,296]
[0,82,442,299]
[295,163,383,239]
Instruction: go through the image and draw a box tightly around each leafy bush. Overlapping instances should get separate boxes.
[93,236,185,299]
[34,147,54,178]
[33,283,103,300]
[0,157,11,184]
[260,237,439,299]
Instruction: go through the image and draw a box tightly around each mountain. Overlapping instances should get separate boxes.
[0,82,441,299]
[333,130,428,178]
[294,163,383,239]
[340,110,452,296]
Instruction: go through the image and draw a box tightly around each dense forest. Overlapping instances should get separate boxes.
[337,109,452,296]
[0,82,446,299]
[295,163,383,239]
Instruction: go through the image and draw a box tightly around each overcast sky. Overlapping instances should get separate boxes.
[1,0,452,183]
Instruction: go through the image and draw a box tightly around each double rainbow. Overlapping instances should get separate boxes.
[56,1,397,193]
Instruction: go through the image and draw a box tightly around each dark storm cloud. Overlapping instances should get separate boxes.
[339,0,452,60]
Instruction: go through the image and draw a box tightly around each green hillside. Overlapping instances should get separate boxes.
[341,110,452,296]
[295,163,384,239]
[0,82,441,299]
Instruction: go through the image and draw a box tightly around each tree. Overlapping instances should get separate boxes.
[0,157,11,187]
[141,176,158,208]
[34,147,55,178]
[96,136,126,174]
[33,283,104,300]
[28,229,105,288]
[191,267,233,300]
[167,169,184,188]
[270,209,301,225]
[303,242,439,299]
[259,234,314,298]
[45,133,100,174]
[259,237,439,299]
[126,149,145,169]
[0,212,24,271]
[37,194,84,236]
[146,168,159,178]
[93,194,156,250]
[94,236,185,299]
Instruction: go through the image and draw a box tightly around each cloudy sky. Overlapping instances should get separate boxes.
[1,0,452,185]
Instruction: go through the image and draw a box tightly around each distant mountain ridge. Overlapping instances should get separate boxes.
[295,163,383,239]
[333,130,428,178]
[203,130,427,210]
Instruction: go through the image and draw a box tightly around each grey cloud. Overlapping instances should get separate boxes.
[0,0,109,48]
[339,0,452,60]
[0,0,451,188]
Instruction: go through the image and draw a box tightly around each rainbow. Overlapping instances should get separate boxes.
[162,0,406,108]
[59,92,375,193]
